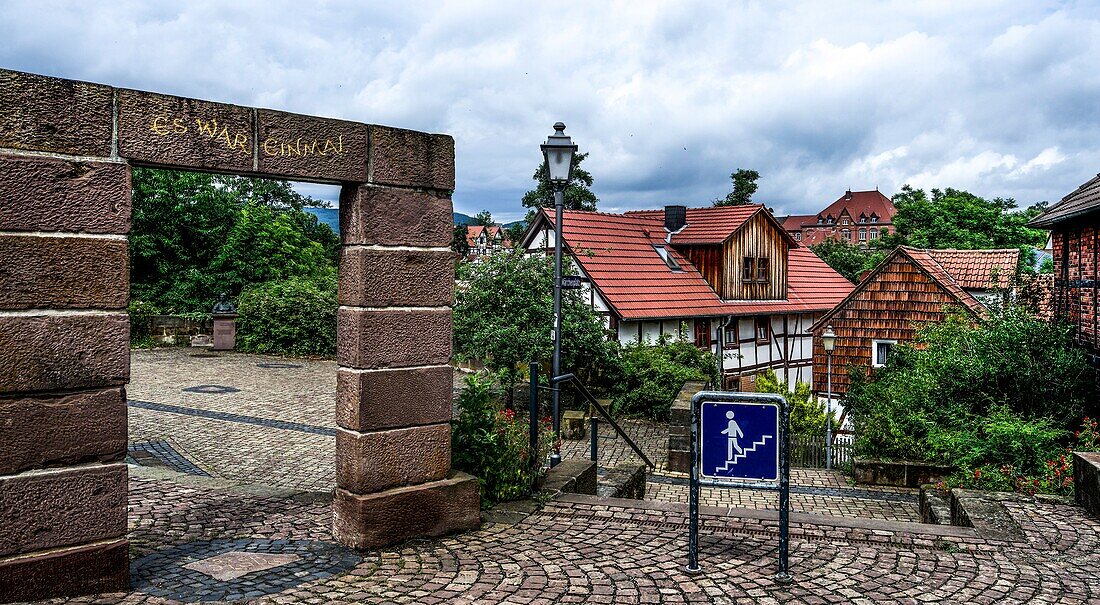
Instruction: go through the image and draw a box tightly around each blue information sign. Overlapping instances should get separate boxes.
[699,400,779,481]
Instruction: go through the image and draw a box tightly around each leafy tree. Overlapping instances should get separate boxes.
[453,251,617,403]
[130,168,337,313]
[235,274,337,357]
[505,222,527,247]
[809,239,887,284]
[715,168,760,206]
[880,185,1047,251]
[452,224,471,256]
[609,335,720,420]
[755,370,834,435]
[472,210,495,226]
[521,152,599,217]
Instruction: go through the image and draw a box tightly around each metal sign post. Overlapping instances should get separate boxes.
[686,391,792,584]
[560,275,584,289]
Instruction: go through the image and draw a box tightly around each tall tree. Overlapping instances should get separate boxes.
[452,224,471,256]
[715,168,760,206]
[809,239,886,284]
[521,152,599,215]
[881,185,1047,251]
[472,210,495,226]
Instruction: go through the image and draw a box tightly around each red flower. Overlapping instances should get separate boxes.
[974,469,982,479]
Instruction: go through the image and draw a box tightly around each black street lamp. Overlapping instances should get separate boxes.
[821,325,837,470]
[542,122,577,469]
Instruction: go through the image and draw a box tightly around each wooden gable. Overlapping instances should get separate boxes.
[721,211,790,301]
[809,252,975,396]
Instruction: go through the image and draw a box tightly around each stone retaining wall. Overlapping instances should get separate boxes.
[0,68,477,603]
[853,459,954,488]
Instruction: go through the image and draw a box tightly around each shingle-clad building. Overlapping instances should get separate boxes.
[1029,173,1100,366]
[809,247,1021,399]
[522,204,853,389]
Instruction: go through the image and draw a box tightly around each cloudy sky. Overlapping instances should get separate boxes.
[3,1,1099,222]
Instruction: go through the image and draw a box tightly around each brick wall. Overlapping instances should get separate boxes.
[1052,222,1100,363]
[0,68,477,603]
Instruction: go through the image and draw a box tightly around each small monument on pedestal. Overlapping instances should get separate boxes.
[211,293,238,351]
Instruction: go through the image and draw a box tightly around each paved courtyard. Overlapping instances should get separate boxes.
[29,464,1100,604]
[20,348,1087,603]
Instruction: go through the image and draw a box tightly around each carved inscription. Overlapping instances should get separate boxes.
[148,115,346,159]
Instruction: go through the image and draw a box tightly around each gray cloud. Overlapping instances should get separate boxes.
[2,1,1098,221]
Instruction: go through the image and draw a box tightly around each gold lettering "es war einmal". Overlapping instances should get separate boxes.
[149,115,346,158]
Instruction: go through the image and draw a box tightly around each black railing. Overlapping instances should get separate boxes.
[551,372,655,470]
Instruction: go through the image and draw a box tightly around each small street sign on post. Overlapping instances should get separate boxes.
[560,275,583,289]
[687,391,792,583]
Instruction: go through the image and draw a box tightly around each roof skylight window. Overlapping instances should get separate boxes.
[653,245,682,271]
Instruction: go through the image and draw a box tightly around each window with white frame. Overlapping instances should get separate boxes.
[858,229,866,241]
[872,339,896,367]
[869,228,879,240]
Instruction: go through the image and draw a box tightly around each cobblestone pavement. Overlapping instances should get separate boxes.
[131,350,918,519]
[33,466,1100,605]
[128,348,335,492]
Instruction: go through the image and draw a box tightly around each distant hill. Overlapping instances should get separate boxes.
[304,207,339,233]
[453,212,475,225]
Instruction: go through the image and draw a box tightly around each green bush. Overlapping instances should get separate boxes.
[845,305,1098,494]
[609,335,719,420]
[128,299,160,344]
[235,274,337,357]
[451,374,553,508]
[755,370,835,435]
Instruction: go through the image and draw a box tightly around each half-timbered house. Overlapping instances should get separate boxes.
[808,247,1020,399]
[521,205,853,389]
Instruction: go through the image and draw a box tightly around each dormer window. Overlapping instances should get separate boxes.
[654,245,682,271]
[841,218,849,225]
[870,214,878,223]
[794,232,801,242]
[859,215,867,223]
[743,256,769,282]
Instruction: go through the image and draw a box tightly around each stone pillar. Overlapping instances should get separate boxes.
[332,129,479,548]
[0,70,131,602]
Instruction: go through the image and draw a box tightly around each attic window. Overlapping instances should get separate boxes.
[743,256,769,282]
[870,215,878,223]
[653,245,682,271]
[859,215,867,223]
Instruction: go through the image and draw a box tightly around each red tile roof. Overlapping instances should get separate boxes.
[781,214,817,231]
[924,248,1020,290]
[815,190,896,224]
[540,208,853,320]
[466,225,511,248]
[624,205,781,245]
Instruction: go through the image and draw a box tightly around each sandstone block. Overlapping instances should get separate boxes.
[258,109,369,181]
[0,235,128,310]
[0,388,126,475]
[337,308,451,370]
[339,185,452,247]
[0,313,129,394]
[0,155,130,234]
[338,248,453,307]
[336,424,451,493]
[0,539,128,603]
[369,126,455,191]
[0,464,127,557]
[336,366,453,431]
[333,472,480,550]
[117,88,254,172]
[0,69,113,156]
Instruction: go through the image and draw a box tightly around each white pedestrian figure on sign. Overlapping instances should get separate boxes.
[722,410,744,461]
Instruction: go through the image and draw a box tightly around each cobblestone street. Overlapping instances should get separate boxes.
[98,349,1100,603]
[30,464,1100,605]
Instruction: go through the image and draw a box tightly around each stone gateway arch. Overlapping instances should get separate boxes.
[0,69,478,603]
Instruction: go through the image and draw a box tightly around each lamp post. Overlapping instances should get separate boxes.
[542,122,577,469]
[821,325,837,470]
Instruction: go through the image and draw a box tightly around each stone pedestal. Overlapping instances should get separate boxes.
[212,313,237,351]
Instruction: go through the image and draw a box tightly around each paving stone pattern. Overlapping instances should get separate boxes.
[31,468,1100,604]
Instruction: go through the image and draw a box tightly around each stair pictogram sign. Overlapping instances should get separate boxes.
[700,401,780,481]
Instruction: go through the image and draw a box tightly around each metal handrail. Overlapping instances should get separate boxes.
[551,372,656,470]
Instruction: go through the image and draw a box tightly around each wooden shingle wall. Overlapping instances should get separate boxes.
[811,255,964,396]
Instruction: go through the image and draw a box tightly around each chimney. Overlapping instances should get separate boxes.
[845,189,853,200]
[664,205,687,233]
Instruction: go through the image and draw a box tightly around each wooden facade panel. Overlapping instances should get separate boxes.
[681,245,722,292]
[723,212,788,300]
[811,255,962,396]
